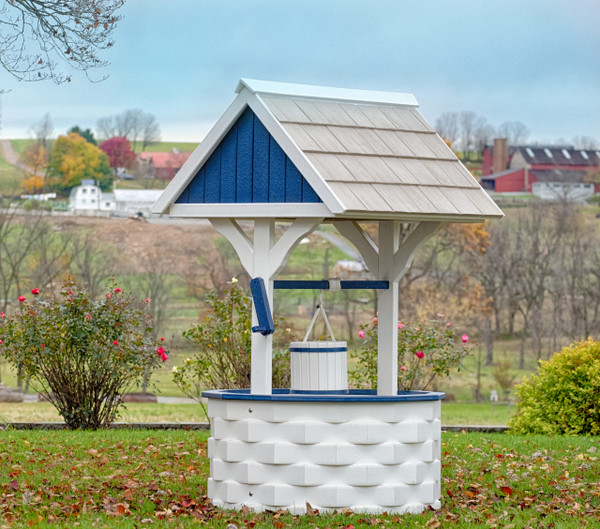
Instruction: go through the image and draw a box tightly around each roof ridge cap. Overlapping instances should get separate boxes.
[236,78,419,107]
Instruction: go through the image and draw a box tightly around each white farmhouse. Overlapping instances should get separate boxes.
[68,179,115,215]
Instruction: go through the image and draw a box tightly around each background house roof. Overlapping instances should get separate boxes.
[153,79,503,221]
[516,146,600,166]
[530,169,590,183]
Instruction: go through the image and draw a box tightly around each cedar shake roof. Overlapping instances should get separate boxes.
[153,79,503,222]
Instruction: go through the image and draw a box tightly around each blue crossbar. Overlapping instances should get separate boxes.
[250,277,275,335]
[274,280,389,290]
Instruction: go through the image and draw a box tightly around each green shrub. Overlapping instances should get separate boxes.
[0,280,166,429]
[174,282,291,400]
[351,316,471,390]
[509,339,600,436]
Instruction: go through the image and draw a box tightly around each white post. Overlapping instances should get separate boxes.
[251,219,275,395]
[377,220,400,396]
[211,217,324,394]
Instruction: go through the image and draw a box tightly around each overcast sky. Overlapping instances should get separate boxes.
[0,0,598,145]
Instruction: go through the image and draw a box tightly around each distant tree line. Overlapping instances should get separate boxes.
[395,202,600,371]
[434,110,598,157]
[18,109,161,195]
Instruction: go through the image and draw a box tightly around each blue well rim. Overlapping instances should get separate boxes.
[202,388,445,402]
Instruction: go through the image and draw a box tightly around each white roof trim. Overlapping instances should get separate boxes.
[170,203,333,219]
[236,78,419,108]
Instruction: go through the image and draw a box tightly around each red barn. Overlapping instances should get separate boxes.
[481,138,600,195]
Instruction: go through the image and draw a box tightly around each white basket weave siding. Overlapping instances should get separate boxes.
[207,398,442,514]
[289,341,348,392]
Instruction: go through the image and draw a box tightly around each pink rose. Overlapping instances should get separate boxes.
[358,330,365,339]
[160,352,168,362]
[462,334,469,343]
[156,346,165,355]
[0,312,4,318]
[106,293,112,299]
[145,298,150,303]
[160,337,164,341]
[113,340,119,345]
[114,287,122,293]
[446,322,451,327]
[398,322,404,329]
[0,340,3,345]
[31,288,39,295]
[372,317,378,324]
[41,344,45,348]
[415,350,425,359]
[400,365,407,371]
[18,296,25,302]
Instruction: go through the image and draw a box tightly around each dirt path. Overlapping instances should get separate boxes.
[0,139,34,174]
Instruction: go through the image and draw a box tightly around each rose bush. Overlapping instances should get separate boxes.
[174,281,292,406]
[351,315,471,391]
[0,280,166,429]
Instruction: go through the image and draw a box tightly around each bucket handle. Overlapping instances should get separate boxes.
[303,290,336,342]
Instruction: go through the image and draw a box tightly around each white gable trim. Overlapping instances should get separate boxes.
[237,78,419,108]
[169,202,333,219]
[151,90,251,215]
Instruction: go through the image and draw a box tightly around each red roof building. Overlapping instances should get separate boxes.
[481,139,600,197]
[139,151,192,181]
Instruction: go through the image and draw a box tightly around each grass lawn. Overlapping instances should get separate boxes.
[0,155,25,195]
[0,402,208,424]
[0,401,513,426]
[0,429,597,527]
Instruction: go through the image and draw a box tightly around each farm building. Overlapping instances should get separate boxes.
[68,180,115,215]
[481,138,600,200]
[69,180,162,217]
[138,150,192,180]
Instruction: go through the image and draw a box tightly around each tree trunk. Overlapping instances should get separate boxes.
[484,317,494,366]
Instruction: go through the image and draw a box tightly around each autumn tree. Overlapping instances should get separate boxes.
[68,126,96,145]
[99,136,136,170]
[0,0,124,84]
[21,142,47,174]
[46,132,112,193]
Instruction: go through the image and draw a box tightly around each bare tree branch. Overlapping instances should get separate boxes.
[0,0,125,83]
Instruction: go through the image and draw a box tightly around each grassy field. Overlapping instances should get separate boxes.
[134,141,198,153]
[0,152,26,195]
[0,401,512,426]
[0,429,597,528]
[9,139,199,155]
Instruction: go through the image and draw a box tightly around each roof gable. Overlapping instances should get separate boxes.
[175,107,321,205]
[153,79,503,222]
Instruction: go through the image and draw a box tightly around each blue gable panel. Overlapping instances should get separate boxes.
[236,108,254,202]
[175,107,322,205]
[285,158,303,202]
[252,117,269,202]
[269,137,286,202]
[220,127,237,203]
[187,166,205,202]
[204,148,221,202]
